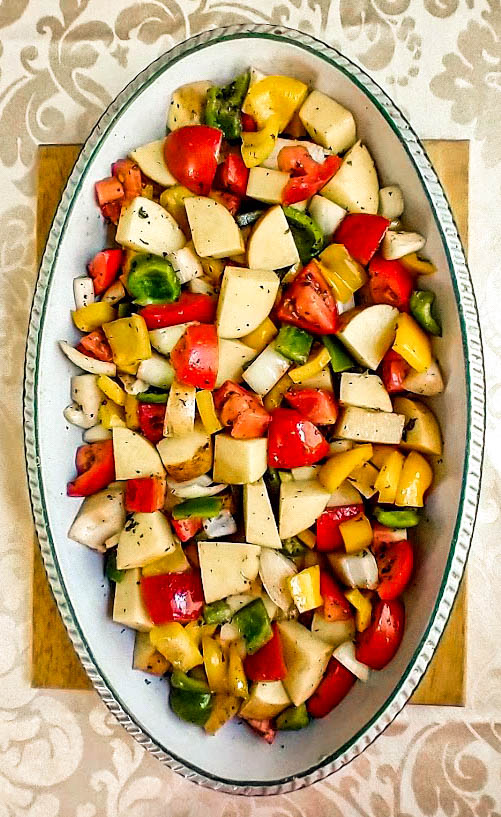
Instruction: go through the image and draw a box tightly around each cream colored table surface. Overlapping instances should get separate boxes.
[1,2,499,814]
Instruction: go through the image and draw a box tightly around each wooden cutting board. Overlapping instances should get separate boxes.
[32,141,468,704]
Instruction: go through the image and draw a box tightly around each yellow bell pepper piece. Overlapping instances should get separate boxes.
[98,397,125,429]
[317,244,367,303]
[241,114,280,168]
[263,372,293,412]
[200,256,224,284]
[124,393,140,429]
[142,542,189,577]
[103,314,151,374]
[288,565,322,613]
[196,390,222,435]
[149,622,203,672]
[242,317,278,353]
[204,694,240,734]
[339,513,373,553]
[374,450,405,504]
[395,451,433,507]
[72,301,116,333]
[242,75,308,131]
[141,183,154,200]
[319,444,373,493]
[159,184,195,235]
[370,444,399,470]
[202,636,227,693]
[97,375,126,406]
[227,642,249,699]
[345,588,372,632]
[289,347,331,384]
[400,252,435,275]
[184,620,217,649]
[297,529,316,549]
[392,313,432,373]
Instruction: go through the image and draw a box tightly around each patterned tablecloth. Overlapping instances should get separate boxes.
[1,1,500,814]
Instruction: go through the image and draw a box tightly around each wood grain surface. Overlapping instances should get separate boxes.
[32,141,468,704]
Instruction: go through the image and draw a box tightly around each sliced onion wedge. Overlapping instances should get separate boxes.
[203,509,237,538]
[59,341,116,376]
[333,640,370,682]
[327,549,378,590]
[259,549,297,612]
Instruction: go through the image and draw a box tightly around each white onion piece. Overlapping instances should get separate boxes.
[333,640,370,682]
[261,592,278,621]
[59,341,116,376]
[149,323,194,355]
[242,342,290,396]
[118,374,148,395]
[104,533,120,549]
[328,549,378,590]
[72,374,101,426]
[336,295,355,315]
[102,280,126,304]
[259,549,297,611]
[68,484,125,551]
[219,622,240,642]
[137,352,175,388]
[168,244,202,284]
[326,479,362,508]
[73,276,94,310]
[83,424,112,443]
[381,230,425,260]
[173,482,227,499]
[167,474,213,491]
[203,509,237,539]
[63,404,90,428]
[188,276,216,296]
[311,612,355,648]
[226,593,256,614]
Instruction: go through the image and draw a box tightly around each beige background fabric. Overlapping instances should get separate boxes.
[1,1,500,813]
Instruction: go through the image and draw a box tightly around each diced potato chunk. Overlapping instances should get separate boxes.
[213,434,267,484]
[216,266,279,339]
[116,196,185,256]
[299,90,356,154]
[113,568,153,632]
[334,406,405,445]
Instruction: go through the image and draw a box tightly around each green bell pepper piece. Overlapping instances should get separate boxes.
[275,325,313,365]
[105,551,125,583]
[374,507,420,528]
[172,497,223,520]
[410,290,442,337]
[204,70,250,141]
[236,209,264,227]
[322,334,354,373]
[127,253,181,306]
[283,207,324,265]
[136,390,168,403]
[203,600,232,626]
[265,467,281,499]
[170,670,210,694]
[276,703,310,731]
[169,686,212,726]
[281,537,306,557]
[233,598,273,655]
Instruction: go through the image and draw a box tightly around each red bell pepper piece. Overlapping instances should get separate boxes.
[241,113,257,132]
[171,516,203,542]
[125,476,166,513]
[307,657,356,718]
[208,189,241,216]
[215,152,249,197]
[319,571,353,621]
[276,261,339,335]
[380,349,410,394]
[368,255,413,312]
[374,539,414,601]
[356,598,405,670]
[141,571,204,625]
[67,440,115,497]
[171,323,218,390]
[278,146,342,206]
[243,717,276,744]
[334,214,390,266]
[139,293,217,329]
[243,622,287,681]
[284,387,338,425]
[267,408,329,469]
[316,504,365,552]
[111,158,142,204]
[137,403,165,444]
[77,329,113,362]
[164,126,222,195]
[95,176,124,224]
[214,381,270,439]
[87,248,123,296]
